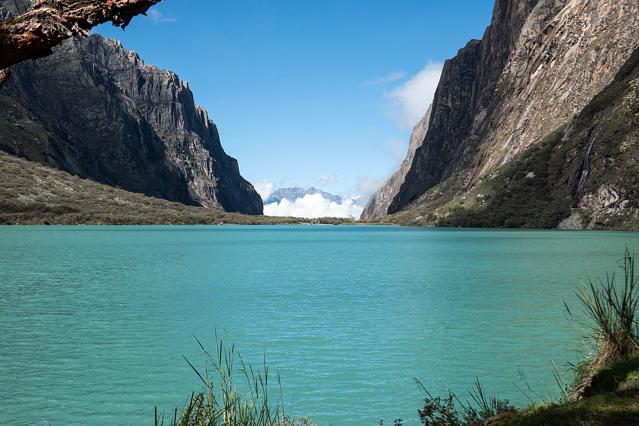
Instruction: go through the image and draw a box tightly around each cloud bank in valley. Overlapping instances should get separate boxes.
[264,193,363,219]
[262,193,364,219]
[255,182,364,219]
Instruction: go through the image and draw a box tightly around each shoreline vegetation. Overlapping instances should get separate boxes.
[0,152,354,226]
[161,250,639,425]
[2,150,637,231]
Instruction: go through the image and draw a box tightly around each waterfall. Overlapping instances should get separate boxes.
[576,128,601,193]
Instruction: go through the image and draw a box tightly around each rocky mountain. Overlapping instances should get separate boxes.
[361,106,431,220]
[364,0,639,229]
[264,187,342,205]
[389,47,639,230]
[0,0,262,215]
[0,150,348,225]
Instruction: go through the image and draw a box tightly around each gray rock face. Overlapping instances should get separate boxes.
[382,0,639,218]
[0,0,30,18]
[416,45,639,230]
[361,105,431,220]
[0,32,262,214]
[386,0,542,214]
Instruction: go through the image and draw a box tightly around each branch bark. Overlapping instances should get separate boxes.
[0,0,161,71]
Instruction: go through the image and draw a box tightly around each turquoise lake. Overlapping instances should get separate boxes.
[2,225,639,425]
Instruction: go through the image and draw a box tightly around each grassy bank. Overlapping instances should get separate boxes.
[0,152,353,225]
[411,249,639,426]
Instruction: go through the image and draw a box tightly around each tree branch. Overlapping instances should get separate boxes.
[0,0,161,71]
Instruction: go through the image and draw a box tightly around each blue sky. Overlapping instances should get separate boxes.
[97,1,494,204]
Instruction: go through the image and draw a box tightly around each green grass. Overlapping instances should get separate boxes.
[156,336,315,426]
[494,393,639,426]
[0,152,354,226]
[586,359,639,397]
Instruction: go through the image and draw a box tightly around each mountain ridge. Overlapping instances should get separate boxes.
[0,0,263,215]
[364,0,639,229]
[385,45,639,230]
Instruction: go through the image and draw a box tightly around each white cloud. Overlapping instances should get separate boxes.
[365,70,408,86]
[388,62,443,129]
[254,181,274,200]
[147,9,177,24]
[264,193,364,219]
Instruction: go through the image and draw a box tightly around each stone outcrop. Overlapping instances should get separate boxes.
[368,0,639,226]
[0,22,262,214]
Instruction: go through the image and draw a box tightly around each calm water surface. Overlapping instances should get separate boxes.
[1,226,639,425]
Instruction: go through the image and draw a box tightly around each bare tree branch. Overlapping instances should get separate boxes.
[0,0,161,71]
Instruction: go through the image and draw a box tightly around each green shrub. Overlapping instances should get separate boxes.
[586,358,639,396]
[416,379,516,426]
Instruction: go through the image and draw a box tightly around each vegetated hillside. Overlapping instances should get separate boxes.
[0,152,351,225]
[0,0,262,215]
[364,0,639,229]
[384,47,639,230]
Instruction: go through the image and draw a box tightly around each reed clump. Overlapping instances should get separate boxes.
[155,336,315,426]
[567,248,639,398]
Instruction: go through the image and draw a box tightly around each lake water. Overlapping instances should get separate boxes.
[1,226,638,425]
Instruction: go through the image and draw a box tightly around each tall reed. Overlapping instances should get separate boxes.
[568,248,639,370]
[155,335,312,426]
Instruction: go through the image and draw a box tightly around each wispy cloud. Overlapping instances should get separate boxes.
[388,62,443,129]
[254,181,274,200]
[365,70,408,86]
[147,9,178,24]
[357,177,385,202]
[264,194,364,219]
[315,175,335,186]
[388,138,408,167]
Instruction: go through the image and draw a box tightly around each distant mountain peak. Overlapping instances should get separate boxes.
[264,187,342,205]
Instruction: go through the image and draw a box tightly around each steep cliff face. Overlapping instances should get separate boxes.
[361,105,431,220]
[375,0,639,226]
[396,46,639,230]
[0,0,262,214]
[0,35,262,214]
[364,0,541,219]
